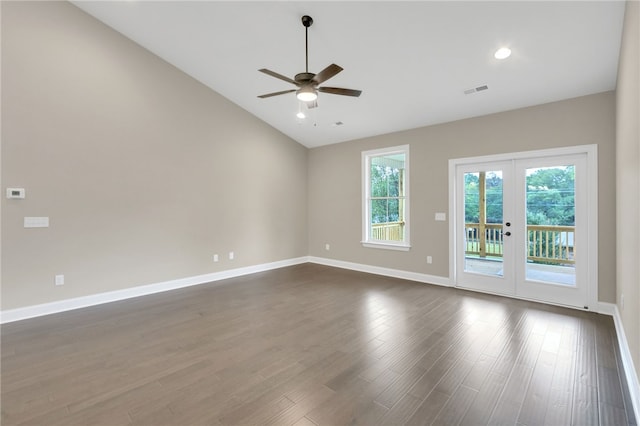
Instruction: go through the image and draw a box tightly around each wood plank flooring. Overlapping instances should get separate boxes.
[1,263,635,425]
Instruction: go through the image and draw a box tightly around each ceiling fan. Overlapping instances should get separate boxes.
[257,15,362,108]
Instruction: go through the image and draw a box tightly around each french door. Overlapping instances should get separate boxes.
[452,147,596,309]
[455,161,515,295]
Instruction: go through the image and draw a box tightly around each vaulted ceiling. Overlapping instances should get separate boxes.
[72,1,626,148]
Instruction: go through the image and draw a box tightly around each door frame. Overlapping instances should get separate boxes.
[448,144,598,310]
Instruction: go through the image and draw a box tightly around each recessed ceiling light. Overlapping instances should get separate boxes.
[494,47,511,60]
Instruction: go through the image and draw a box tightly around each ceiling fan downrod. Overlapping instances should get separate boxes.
[302,15,313,74]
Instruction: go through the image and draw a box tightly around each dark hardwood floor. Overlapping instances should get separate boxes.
[1,263,635,425]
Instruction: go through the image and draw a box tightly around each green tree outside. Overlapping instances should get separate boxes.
[464,167,575,226]
[370,162,403,224]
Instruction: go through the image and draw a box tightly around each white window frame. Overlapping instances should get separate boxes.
[362,145,411,251]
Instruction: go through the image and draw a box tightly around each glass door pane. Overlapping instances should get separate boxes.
[524,165,576,286]
[463,170,504,277]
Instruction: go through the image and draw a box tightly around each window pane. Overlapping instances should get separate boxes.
[388,170,400,197]
[371,164,388,197]
[370,198,405,242]
[388,198,400,222]
[370,199,389,224]
[371,154,405,199]
[370,199,403,224]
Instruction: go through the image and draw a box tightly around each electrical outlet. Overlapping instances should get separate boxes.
[229,251,234,260]
[427,256,433,264]
[55,275,64,286]
[213,254,219,262]
[325,243,330,251]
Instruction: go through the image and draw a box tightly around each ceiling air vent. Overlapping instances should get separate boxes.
[464,85,489,95]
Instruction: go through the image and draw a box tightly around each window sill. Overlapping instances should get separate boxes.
[361,242,411,252]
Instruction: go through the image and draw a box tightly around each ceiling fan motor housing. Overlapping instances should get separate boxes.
[295,72,315,84]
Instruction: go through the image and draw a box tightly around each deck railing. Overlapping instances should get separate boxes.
[465,223,504,257]
[372,221,404,241]
[465,223,575,265]
[528,225,575,265]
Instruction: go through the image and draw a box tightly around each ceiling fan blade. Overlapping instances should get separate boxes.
[258,69,298,86]
[312,64,343,85]
[318,87,362,97]
[257,89,296,99]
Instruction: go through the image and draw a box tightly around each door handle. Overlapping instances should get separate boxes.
[505,222,511,227]
[505,231,511,236]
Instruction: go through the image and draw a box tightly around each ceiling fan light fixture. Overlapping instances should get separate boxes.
[296,87,318,102]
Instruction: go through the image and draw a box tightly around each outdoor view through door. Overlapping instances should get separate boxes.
[464,170,506,278]
[525,165,576,285]
[464,167,576,286]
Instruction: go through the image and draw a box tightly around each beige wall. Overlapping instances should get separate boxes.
[1,1,308,310]
[308,92,616,303]
[0,1,622,317]
[616,1,640,378]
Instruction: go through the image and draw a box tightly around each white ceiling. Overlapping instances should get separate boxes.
[72,1,626,148]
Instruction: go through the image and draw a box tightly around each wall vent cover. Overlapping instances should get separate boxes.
[464,85,489,95]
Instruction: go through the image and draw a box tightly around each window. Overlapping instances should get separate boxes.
[362,145,410,250]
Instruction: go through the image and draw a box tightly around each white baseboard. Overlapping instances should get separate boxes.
[0,257,308,324]
[308,256,452,287]
[598,301,617,316]
[605,302,640,423]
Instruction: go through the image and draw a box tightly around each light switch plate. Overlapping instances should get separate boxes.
[435,212,447,221]
[24,217,49,228]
